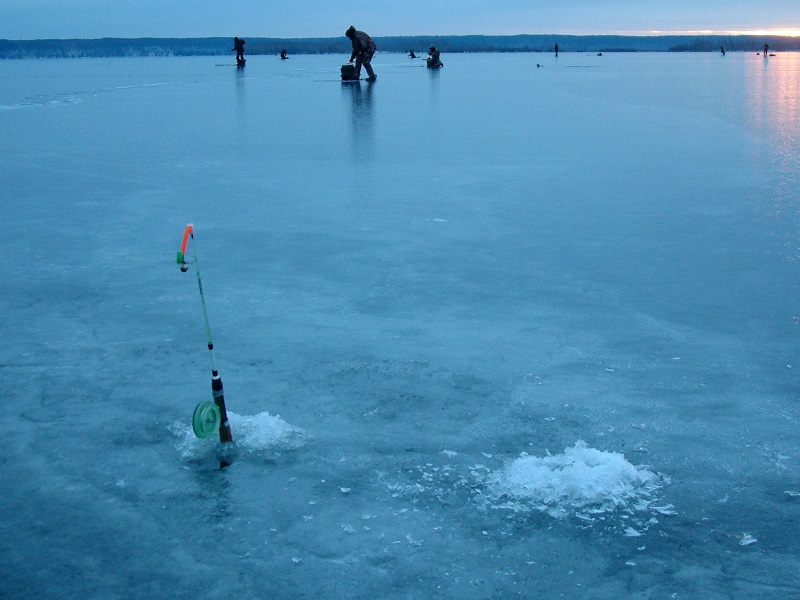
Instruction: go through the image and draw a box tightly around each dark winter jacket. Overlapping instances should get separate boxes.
[349,30,376,61]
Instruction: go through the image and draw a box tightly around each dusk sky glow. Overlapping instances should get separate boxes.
[2,0,799,40]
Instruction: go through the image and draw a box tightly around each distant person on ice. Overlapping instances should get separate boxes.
[554,43,559,57]
[427,45,442,68]
[763,43,769,55]
[232,37,245,66]
[345,26,377,81]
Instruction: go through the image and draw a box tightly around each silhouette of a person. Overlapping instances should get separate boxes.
[427,46,442,68]
[233,37,245,67]
[345,26,377,82]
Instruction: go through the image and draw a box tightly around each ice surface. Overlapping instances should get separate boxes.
[1,52,799,599]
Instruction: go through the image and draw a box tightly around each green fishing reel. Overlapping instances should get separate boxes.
[177,251,189,272]
[192,400,221,438]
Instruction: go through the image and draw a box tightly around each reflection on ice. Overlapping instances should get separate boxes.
[486,441,670,522]
[2,53,799,598]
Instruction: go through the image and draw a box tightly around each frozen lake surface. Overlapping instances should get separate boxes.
[1,51,798,598]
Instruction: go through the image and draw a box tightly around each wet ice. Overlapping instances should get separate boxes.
[1,51,799,599]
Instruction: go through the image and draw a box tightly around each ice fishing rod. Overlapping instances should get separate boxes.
[177,224,233,445]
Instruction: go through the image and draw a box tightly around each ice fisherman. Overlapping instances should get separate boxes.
[280,49,287,59]
[427,45,442,68]
[345,26,377,81]
[409,50,417,58]
[554,43,559,57]
[763,43,769,55]
[232,37,245,66]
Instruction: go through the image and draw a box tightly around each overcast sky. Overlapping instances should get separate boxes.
[2,0,799,40]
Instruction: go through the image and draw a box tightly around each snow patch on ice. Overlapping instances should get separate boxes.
[486,441,669,520]
[740,533,757,546]
[228,411,305,451]
[171,410,305,459]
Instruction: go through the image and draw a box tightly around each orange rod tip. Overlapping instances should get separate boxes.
[180,224,194,254]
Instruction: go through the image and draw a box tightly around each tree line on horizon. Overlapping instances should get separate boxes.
[1,34,798,59]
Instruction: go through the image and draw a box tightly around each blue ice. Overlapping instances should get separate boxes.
[1,51,798,599]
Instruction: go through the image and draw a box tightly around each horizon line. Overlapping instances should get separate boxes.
[3,29,800,42]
